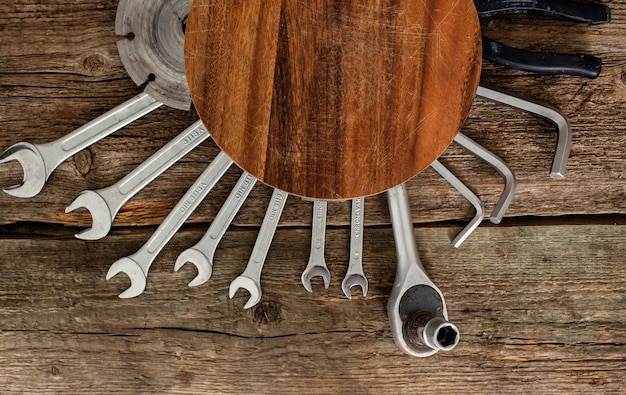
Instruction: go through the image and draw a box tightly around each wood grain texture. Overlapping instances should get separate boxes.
[0,1,625,393]
[0,224,624,394]
[185,0,482,199]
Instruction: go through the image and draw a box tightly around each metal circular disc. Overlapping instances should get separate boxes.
[116,0,191,110]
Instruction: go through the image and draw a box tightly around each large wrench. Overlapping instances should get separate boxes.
[0,93,162,198]
[301,200,331,293]
[387,184,459,357]
[430,160,484,248]
[477,85,571,180]
[229,189,288,309]
[175,171,258,287]
[106,151,233,298]
[341,198,368,299]
[66,120,209,240]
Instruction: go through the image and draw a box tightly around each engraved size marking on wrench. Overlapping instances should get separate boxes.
[301,200,330,292]
[342,197,368,299]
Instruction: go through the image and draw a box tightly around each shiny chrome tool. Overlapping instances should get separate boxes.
[430,160,485,248]
[229,189,288,309]
[341,198,368,299]
[0,0,191,198]
[175,172,257,287]
[477,85,571,180]
[387,184,459,357]
[106,151,233,298]
[301,200,331,293]
[453,132,516,224]
[66,120,208,240]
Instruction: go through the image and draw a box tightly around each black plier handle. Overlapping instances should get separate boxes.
[477,0,610,78]
[476,0,610,25]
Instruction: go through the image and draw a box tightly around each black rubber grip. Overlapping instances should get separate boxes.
[482,36,602,78]
[475,0,611,25]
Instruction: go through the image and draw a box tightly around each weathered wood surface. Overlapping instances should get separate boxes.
[0,1,625,227]
[0,224,625,394]
[0,1,625,394]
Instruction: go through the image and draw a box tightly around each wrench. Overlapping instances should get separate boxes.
[387,184,459,357]
[0,93,163,198]
[341,198,368,299]
[477,84,571,180]
[66,120,209,240]
[453,132,516,225]
[229,189,288,309]
[106,151,233,298]
[430,160,485,248]
[301,200,331,293]
[175,171,257,287]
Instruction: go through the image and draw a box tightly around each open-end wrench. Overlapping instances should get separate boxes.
[66,120,208,240]
[174,171,257,287]
[229,189,288,309]
[0,93,163,198]
[453,132,516,225]
[301,200,331,293]
[341,198,368,299]
[430,160,485,248]
[477,85,571,180]
[387,184,460,357]
[106,151,233,298]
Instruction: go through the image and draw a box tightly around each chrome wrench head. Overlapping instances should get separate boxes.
[106,257,147,299]
[301,265,330,293]
[228,276,261,310]
[341,274,368,299]
[174,247,212,287]
[0,142,47,198]
[65,190,113,240]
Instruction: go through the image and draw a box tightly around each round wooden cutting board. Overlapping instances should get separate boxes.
[185,0,482,200]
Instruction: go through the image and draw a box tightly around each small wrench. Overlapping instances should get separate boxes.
[453,132,516,225]
[430,160,485,248]
[387,184,459,357]
[341,198,368,299]
[229,189,288,309]
[477,85,571,180]
[175,171,257,287]
[106,151,233,298]
[301,200,331,293]
[0,93,163,198]
[66,120,209,240]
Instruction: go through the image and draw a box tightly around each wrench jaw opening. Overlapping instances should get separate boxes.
[106,257,147,299]
[229,276,261,310]
[0,142,47,198]
[174,248,213,287]
[341,274,368,299]
[301,266,331,293]
[65,191,114,241]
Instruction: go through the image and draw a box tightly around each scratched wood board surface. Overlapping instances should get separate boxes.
[0,1,625,394]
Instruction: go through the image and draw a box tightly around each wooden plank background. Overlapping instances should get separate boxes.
[0,1,624,393]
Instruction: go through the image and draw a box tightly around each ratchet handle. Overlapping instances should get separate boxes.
[482,36,602,79]
[475,0,611,25]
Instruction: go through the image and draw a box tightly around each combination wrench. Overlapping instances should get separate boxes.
[301,200,331,293]
[387,183,459,357]
[175,171,257,287]
[341,198,368,299]
[66,120,209,240]
[106,151,233,298]
[0,94,163,198]
[229,189,288,309]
